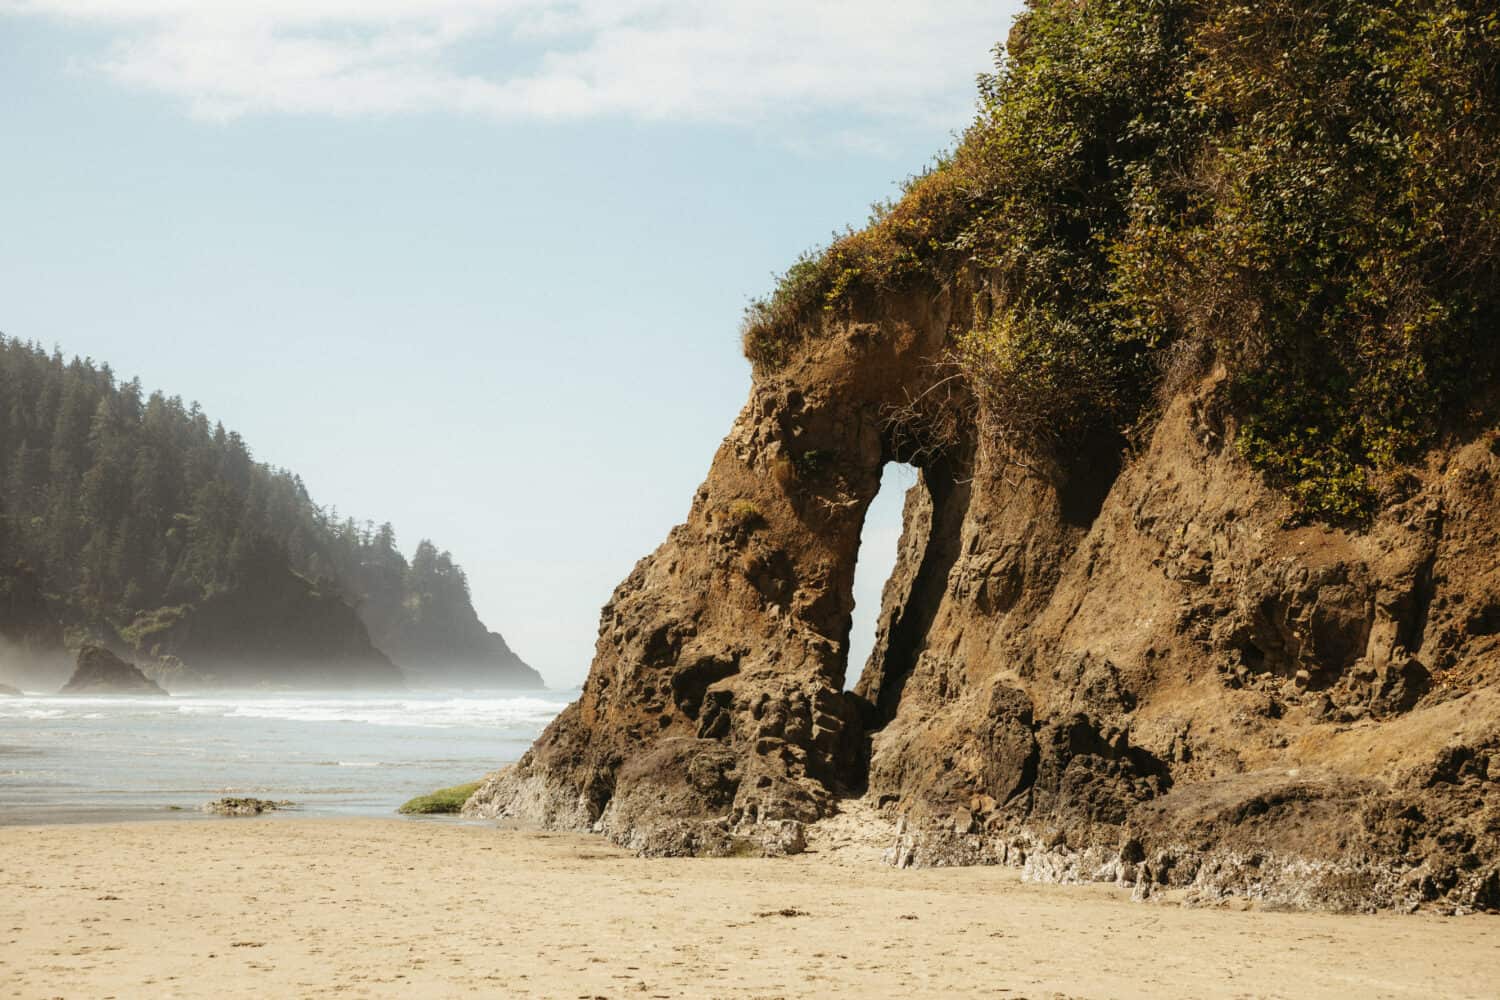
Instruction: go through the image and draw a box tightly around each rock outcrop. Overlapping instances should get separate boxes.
[468,275,1500,912]
[60,644,167,696]
[469,289,953,856]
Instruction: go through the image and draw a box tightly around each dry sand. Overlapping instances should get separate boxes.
[2,817,1497,999]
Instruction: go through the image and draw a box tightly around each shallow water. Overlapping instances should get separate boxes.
[0,688,575,823]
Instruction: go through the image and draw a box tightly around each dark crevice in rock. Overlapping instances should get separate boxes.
[1406,516,1443,654]
[671,652,741,720]
[1056,433,1126,529]
[1465,602,1500,638]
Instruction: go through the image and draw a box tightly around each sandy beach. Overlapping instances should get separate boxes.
[2,818,1496,999]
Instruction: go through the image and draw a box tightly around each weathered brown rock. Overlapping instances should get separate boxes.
[59,645,168,696]
[467,288,958,853]
[469,277,1500,911]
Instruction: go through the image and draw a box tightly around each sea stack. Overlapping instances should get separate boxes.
[60,645,168,696]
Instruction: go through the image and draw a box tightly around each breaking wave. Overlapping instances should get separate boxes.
[0,692,574,730]
[0,688,577,822]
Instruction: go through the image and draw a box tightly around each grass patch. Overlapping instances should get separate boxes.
[724,500,765,529]
[397,781,483,815]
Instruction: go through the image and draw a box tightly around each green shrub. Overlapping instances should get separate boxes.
[741,163,979,373]
[744,0,1500,522]
[1142,0,1500,519]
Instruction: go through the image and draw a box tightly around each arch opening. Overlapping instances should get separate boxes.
[843,462,918,691]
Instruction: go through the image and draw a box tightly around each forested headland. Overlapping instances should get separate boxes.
[0,335,540,690]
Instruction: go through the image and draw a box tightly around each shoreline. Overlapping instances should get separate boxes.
[0,803,500,828]
[3,817,1496,999]
[0,689,559,826]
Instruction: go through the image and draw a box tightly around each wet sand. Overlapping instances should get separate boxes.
[1,818,1496,998]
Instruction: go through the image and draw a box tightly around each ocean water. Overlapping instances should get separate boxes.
[0,689,575,823]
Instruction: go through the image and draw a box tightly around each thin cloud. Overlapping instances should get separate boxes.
[2,0,1014,130]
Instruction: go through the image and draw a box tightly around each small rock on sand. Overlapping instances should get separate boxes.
[202,798,295,817]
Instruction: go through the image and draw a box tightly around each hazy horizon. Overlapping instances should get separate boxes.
[0,1,1026,687]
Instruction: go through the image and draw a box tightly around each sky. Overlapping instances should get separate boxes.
[0,0,1025,688]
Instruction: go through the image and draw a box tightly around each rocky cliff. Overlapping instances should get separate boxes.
[468,0,1500,912]
[469,275,1500,912]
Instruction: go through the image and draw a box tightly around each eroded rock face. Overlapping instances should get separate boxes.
[860,363,1500,913]
[469,279,1500,911]
[468,288,960,853]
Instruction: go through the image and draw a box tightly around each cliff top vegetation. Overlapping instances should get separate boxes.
[743,0,1500,521]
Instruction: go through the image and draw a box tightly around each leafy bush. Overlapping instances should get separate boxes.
[744,0,1500,522]
[741,165,979,372]
[1154,0,1500,518]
